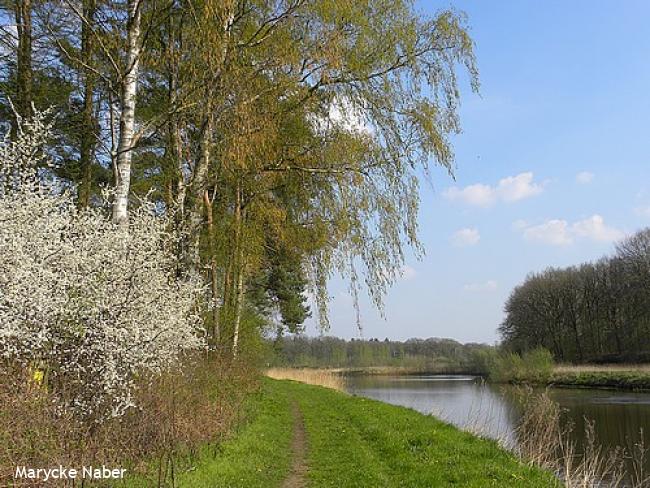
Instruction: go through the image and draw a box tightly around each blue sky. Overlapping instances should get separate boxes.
[305,0,650,344]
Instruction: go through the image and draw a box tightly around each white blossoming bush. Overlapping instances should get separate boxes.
[0,112,205,421]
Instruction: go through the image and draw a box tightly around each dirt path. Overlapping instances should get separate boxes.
[281,401,308,488]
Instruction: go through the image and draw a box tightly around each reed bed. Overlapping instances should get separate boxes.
[265,368,346,391]
[512,387,649,487]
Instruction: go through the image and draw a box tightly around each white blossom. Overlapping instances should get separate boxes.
[0,111,205,421]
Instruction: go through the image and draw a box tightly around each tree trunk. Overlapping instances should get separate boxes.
[232,262,245,358]
[13,0,33,134]
[111,0,142,225]
[204,189,220,343]
[230,181,245,357]
[78,0,97,207]
[184,114,212,269]
[181,4,235,270]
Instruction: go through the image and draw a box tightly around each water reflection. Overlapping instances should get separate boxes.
[346,375,650,482]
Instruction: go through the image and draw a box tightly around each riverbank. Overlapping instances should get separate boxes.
[326,364,650,391]
[125,378,557,487]
[550,364,650,391]
[328,365,478,376]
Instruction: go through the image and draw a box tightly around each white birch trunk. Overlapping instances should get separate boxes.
[182,6,235,266]
[232,267,244,358]
[186,116,211,268]
[112,0,142,225]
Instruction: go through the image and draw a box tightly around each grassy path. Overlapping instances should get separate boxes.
[290,381,558,488]
[125,378,558,487]
[281,401,308,488]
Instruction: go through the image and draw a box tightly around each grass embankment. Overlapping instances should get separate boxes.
[124,380,294,488]
[128,377,557,487]
[292,380,557,487]
[551,364,650,390]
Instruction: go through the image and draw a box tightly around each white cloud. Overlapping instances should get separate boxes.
[444,183,495,207]
[497,172,544,202]
[576,171,595,184]
[451,227,480,247]
[517,214,624,246]
[443,172,544,207]
[464,280,498,292]
[571,215,624,242]
[326,96,372,136]
[400,265,417,281]
[523,219,572,246]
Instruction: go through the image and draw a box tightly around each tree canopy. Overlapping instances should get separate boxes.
[0,0,478,354]
[500,228,650,363]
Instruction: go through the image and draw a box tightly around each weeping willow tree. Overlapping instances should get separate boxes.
[195,0,479,351]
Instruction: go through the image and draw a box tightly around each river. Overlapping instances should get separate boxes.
[346,375,650,484]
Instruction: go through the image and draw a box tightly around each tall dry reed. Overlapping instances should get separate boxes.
[265,368,346,391]
[512,387,650,487]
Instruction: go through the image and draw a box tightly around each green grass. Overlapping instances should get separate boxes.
[285,380,558,488]
[551,370,650,390]
[123,381,293,488]
[124,378,558,487]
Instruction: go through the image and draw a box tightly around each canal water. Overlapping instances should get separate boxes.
[346,375,650,483]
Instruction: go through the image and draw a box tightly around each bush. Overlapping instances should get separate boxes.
[0,355,259,486]
[0,112,205,421]
[486,348,554,383]
[522,348,554,383]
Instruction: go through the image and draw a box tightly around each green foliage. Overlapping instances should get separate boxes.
[271,336,495,372]
[486,348,554,384]
[501,228,650,364]
[1,0,480,360]
[249,244,311,335]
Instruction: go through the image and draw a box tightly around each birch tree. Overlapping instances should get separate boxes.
[111,0,143,224]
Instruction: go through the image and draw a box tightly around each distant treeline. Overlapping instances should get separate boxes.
[500,228,650,363]
[269,336,494,372]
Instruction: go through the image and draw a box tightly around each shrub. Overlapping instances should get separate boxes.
[522,348,553,383]
[0,355,259,486]
[486,348,554,383]
[0,112,205,421]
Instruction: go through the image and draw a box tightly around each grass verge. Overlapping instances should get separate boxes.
[550,370,650,390]
[123,378,558,487]
[283,379,558,487]
[123,380,293,488]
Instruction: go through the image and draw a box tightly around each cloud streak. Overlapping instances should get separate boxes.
[451,228,480,247]
[517,215,624,246]
[444,172,544,207]
[464,280,497,292]
[576,171,595,184]
[635,206,650,218]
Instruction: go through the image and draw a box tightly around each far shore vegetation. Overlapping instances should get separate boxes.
[268,336,650,391]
